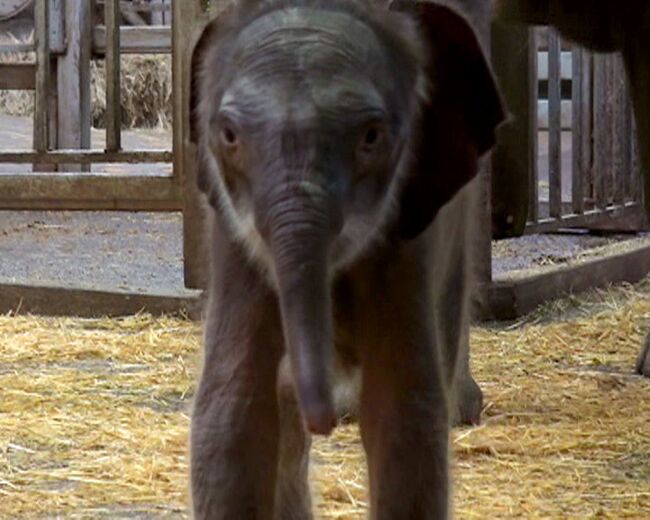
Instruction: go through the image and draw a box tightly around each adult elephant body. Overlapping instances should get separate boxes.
[189,0,504,517]
[495,0,650,376]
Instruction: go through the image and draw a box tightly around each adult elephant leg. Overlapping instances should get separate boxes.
[190,217,284,520]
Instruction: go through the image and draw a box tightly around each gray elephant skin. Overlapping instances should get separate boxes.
[189,0,504,517]
[495,0,650,377]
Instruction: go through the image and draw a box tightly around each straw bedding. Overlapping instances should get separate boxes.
[1,279,649,518]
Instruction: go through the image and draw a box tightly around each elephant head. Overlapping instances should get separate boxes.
[190,0,504,434]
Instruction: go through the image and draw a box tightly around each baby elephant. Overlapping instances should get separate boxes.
[189,0,504,517]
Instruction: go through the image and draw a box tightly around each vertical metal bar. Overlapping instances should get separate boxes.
[571,46,584,213]
[176,0,207,289]
[105,0,121,151]
[33,0,50,170]
[548,28,562,218]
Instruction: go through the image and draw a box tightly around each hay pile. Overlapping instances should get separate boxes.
[0,35,34,117]
[0,40,172,129]
[1,279,650,518]
[91,55,172,129]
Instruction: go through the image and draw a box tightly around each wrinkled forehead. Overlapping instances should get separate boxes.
[232,7,391,82]
[218,7,398,120]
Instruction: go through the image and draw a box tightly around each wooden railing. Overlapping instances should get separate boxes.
[0,0,179,212]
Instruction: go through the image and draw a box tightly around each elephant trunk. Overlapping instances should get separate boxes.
[261,182,341,435]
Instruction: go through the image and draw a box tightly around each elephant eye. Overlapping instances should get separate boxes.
[220,125,238,147]
[364,127,379,146]
[358,123,387,155]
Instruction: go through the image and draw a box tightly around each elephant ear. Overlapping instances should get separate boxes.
[190,5,239,142]
[390,0,506,239]
[189,6,236,194]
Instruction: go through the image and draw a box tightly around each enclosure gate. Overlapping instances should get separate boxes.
[491,25,645,238]
[0,0,177,206]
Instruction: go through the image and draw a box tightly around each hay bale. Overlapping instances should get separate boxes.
[91,54,173,129]
[0,33,34,117]
[0,41,172,129]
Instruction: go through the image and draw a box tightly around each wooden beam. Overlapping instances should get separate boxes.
[1,27,173,55]
[0,282,201,319]
[525,203,645,233]
[0,149,172,163]
[484,243,650,320]
[93,26,171,54]
[94,0,172,12]
[0,63,36,89]
[0,173,182,210]
[0,43,34,53]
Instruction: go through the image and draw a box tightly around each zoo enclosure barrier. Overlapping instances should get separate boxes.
[0,1,648,319]
[491,25,645,238]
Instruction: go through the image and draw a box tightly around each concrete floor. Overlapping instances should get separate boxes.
[0,115,640,293]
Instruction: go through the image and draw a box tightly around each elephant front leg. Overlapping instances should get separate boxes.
[191,339,282,520]
[359,338,450,519]
[190,254,285,519]
[274,356,313,520]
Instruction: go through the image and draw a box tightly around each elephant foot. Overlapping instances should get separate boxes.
[452,376,483,426]
[635,334,650,377]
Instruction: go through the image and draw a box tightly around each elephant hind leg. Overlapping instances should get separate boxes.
[454,371,483,426]
[636,334,650,377]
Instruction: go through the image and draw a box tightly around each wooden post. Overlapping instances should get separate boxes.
[174,0,207,289]
[571,47,591,214]
[105,0,121,152]
[593,54,614,208]
[612,55,631,204]
[151,0,167,25]
[57,0,92,171]
[33,0,51,172]
[547,28,562,219]
[490,21,537,236]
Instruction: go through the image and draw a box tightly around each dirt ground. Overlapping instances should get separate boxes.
[0,207,645,292]
[1,278,649,518]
